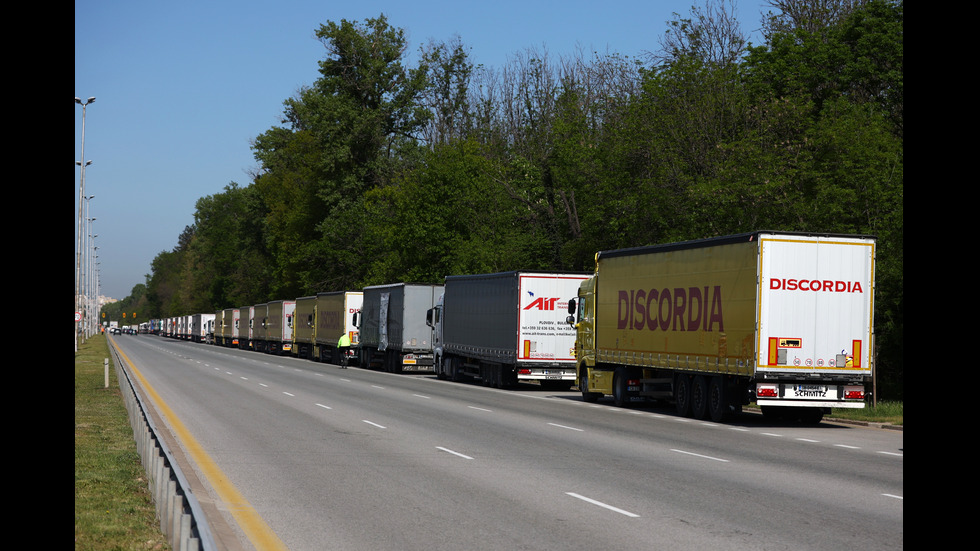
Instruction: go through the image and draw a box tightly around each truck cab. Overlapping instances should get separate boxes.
[567,276,602,400]
[425,293,445,377]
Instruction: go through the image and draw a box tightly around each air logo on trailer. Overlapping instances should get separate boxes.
[524,297,561,310]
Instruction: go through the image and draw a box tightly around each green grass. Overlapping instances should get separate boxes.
[75,333,169,550]
[831,400,903,426]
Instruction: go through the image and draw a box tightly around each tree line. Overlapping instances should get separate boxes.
[126,0,903,397]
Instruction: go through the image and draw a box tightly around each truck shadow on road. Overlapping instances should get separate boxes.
[548,392,861,429]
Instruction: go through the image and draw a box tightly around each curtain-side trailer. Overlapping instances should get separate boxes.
[217,308,241,347]
[252,303,269,352]
[357,283,442,373]
[292,296,317,359]
[429,271,589,389]
[190,313,215,343]
[241,306,255,349]
[313,291,363,365]
[265,300,296,355]
[568,231,875,423]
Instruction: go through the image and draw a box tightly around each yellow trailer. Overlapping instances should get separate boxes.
[569,232,875,423]
[313,291,363,365]
[292,295,317,359]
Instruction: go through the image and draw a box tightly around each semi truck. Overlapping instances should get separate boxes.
[567,231,875,423]
[313,291,363,365]
[292,295,317,359]
[357,283,443,373]
[251,303,268,351]
[265,300,296,355]
[428,271,589,388]
[241,305,256,349]
[190,313,215,343]
[216,308,241,347]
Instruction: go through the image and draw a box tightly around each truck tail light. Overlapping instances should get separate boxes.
[756,384,778,398]
[518,368,531,375]
[843,386,865,400]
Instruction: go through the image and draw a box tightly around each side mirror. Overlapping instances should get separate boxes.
[567,297,577,314]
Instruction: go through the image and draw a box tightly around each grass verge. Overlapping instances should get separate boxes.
[830,400,903,426]
[75,333,169,550]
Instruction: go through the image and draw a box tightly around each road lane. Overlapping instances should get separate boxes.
[113,334,903,551]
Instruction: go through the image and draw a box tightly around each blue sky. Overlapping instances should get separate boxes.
[75,0,771,300]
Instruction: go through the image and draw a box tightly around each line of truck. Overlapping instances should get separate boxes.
[149,231,877,423]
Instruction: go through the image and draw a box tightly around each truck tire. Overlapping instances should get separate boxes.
[580,370,600,403]
[691,375,709,419]
[450,358,464,382]
[385,351,403,374]
[501,367,517,388]
[707,376,730,423]
[675,375,692,417]
[613,368,630,408]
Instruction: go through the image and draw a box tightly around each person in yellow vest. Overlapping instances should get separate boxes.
[338,333,351,368]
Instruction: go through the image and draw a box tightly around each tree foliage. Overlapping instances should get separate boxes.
[142,2,902,397]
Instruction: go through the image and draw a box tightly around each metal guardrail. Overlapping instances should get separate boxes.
[109,340,218,551]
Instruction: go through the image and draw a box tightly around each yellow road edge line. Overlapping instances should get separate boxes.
[114,340,289,550]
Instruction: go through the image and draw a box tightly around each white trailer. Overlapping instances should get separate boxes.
[190,313,215,343]
[429,271,589,388]
[265,300,296,355]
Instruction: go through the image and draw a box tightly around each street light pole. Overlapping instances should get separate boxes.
[76,96,94,352]
[90,237,98,337]
[84,194,94,339]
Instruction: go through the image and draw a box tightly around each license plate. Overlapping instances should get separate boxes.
[791,384,829,398]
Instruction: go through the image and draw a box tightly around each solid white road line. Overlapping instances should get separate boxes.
[436,447,473,460]
[565,492,639,518]
[670,448,730,462]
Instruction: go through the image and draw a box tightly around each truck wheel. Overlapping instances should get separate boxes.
[612,369,630,408]
[386,352,402,374]
[707,376,730,423]
[691,375,709,419]
[581,372,600,403]
[450,358,464,382]
[501,367,517,388]
[675,375,692,417]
